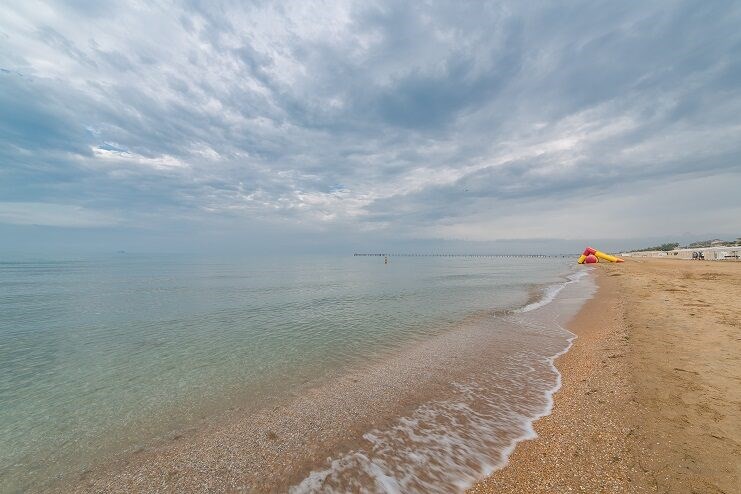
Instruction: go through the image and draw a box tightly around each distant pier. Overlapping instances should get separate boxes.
[353,253,575,258]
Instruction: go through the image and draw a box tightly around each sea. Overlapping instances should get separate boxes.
[0,253,594,492]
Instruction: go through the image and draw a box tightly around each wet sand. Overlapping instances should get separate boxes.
[470,259,741,493]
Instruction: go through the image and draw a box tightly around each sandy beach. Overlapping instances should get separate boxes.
[470,258,741,493]
[32,258,741,493]
[5,1,740,492]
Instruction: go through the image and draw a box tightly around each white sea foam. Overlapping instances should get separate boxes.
[516,268,591,313]
[290,270,592,494]
[291,355,563,493]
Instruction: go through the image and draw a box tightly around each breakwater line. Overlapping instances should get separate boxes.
[353,253,575,258]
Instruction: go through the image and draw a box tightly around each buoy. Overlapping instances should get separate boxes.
[584,254,598,264]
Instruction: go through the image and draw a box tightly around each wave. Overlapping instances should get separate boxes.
[516,268,591,313]
[290,271,592,493]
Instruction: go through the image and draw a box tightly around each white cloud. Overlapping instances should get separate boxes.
[0,202,119,227]
[91,147,188,170]
[1,0,739,243]
[424,172,741,241]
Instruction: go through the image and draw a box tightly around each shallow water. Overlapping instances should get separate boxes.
[0,254,578,492]
[290,270,594,493]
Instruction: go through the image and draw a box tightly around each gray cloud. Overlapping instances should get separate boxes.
[0,0,739,249]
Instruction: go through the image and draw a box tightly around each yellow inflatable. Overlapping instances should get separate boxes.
[577,246,624,264]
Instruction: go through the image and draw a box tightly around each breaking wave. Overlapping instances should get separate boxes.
[291,313,581,493]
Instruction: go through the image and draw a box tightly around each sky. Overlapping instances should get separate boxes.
[1,0,740,254]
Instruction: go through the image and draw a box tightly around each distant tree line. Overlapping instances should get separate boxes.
[631,238,741,252]
[632,243,680,252]
[686,239,741,248]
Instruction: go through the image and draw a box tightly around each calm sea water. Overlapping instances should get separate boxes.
[0,254,574,491]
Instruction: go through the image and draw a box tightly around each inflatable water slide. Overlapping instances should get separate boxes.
[577,246,624,264]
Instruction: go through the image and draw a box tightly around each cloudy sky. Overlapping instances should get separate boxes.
[1,1,739,253]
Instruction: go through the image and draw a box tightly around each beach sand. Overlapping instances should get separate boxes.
[470,258,741,493]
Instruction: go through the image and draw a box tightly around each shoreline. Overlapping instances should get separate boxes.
[470,258,741,493]
[469,263,645,493]
[289,269,596,493]
[50,266,593,493]
[2,258,577,494]
[473,270,591,481]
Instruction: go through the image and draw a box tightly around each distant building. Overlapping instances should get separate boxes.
[622,246,741,261]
